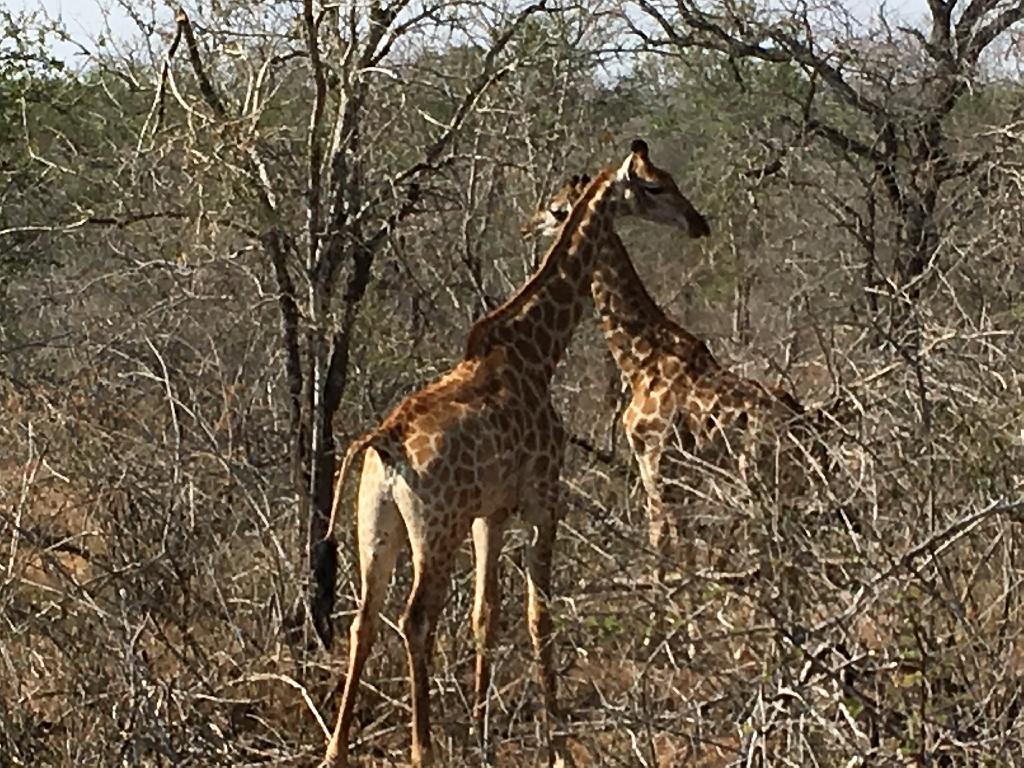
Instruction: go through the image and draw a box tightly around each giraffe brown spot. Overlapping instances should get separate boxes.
[505,345,525,369]
[609,330,630,351]
[515,337,542,365]
[563,255,583,282]
[549,278,573,305]
[524,429,540,452]
[540,301,556,329]
[408,433,431,454]
[661,358,681,378]
[446,433,463,456]
[534,325,553,356]
[417,411,440,435]
[454,463,474,486]
[520,376,545,404]
[682,410,703,435]
[455,437,475,465]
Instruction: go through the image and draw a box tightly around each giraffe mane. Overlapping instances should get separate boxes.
[464,167,617,360]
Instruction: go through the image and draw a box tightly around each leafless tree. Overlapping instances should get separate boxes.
[3,1,1024,765]
[630,0,1024,345]
[152,1,560,641]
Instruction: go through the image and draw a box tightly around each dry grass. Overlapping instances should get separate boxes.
[3,5,1024,762]
[5,369,1024,765]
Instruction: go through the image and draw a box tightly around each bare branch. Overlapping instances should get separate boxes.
[303,0,329,269]
[954,0,999,56]
[138,16,183,148]
[175,8,226,119]
[961,1,1024,63]
[635,0,883,115]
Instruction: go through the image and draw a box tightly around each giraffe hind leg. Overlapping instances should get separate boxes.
[323,449,404,767]
[391,471,466,768]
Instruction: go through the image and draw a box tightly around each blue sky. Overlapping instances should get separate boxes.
[9,0,938,65]
[8,0,170,64]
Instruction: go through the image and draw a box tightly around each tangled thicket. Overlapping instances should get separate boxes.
[2,1,1023,765]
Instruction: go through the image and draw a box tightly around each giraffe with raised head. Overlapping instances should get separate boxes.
[525,173,808,569]
[313,140,710,767]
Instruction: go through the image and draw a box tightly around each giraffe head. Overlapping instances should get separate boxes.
[523,139,711,240]
[522,173,591,239]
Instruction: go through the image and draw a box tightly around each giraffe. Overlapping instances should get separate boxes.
[524,173,810,570]
[312,140,710,767]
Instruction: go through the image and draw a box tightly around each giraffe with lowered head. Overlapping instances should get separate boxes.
[312,140,710,767]
[524,172,808,569]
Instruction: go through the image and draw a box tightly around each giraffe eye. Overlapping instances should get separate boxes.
[644,185,665,196]
[551,208,568,221]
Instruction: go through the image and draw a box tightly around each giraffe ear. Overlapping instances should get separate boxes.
[579,173,591,186]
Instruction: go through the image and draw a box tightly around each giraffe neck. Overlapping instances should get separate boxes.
[591,230,718,383]
[465,169,619,386]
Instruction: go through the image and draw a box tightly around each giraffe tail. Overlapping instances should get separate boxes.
[310,429,385,649]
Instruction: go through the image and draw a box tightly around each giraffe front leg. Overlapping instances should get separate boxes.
[632,439,677,577]
[470,514,505,763]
